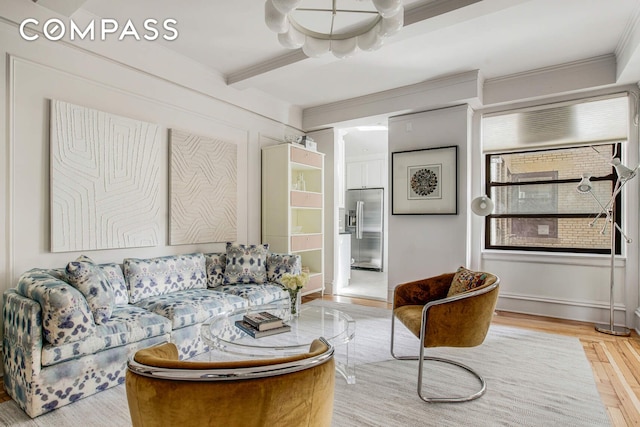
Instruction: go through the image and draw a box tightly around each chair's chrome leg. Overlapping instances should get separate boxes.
[417,356,487,403]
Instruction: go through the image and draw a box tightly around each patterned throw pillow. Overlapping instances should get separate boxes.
[124,253,207,304]
[266,253,302,285]
[223,243,269,285]
[99,263,130,306]
[204,252,227,288]
[447,266,488,297]
[66,255,115,324]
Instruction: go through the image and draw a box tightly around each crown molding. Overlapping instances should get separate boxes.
[615,3,640,83]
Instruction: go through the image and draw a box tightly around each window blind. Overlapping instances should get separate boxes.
[482,95,629,152]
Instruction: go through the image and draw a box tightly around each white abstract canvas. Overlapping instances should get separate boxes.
[50,100,161,252]
[169,129,237,245]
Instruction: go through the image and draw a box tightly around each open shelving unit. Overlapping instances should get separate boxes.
[262,143,324,295]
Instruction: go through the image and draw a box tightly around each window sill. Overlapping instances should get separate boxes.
[481,249,626,268]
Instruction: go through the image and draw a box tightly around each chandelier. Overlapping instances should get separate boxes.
[264,0,404,59]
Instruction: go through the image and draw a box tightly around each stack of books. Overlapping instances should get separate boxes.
[235,311,291,338]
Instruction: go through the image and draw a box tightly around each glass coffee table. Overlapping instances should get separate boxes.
[202,302,356,384]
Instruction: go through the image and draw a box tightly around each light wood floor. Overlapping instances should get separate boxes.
[1,295,638,426]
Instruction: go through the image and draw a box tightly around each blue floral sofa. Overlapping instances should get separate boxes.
[2,244,300,418]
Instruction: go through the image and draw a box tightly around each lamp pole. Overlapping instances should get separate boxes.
[594,185,630,336]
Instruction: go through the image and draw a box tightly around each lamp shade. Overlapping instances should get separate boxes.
[302,37,330,57]
[471,196,494,216]
[265,0,288,33]
[611,159,637,180]
[331,38,358,59]
[576,174,592,193]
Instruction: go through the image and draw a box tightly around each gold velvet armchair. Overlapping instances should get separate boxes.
[126,339,335,427]
[391,271,500,403]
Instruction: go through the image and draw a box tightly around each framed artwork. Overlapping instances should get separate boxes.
[169,129,238,245]
[50,100,161,252]
[391,145,458,215]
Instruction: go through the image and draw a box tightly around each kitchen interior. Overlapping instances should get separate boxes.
[336,125,389,301]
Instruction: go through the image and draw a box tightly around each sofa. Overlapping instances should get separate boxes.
[2,243,301,418]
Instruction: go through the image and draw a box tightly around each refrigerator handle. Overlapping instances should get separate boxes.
[356,201,364,239]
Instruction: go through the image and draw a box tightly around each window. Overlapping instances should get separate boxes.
[485,144,620,254]
[481,94,629,254]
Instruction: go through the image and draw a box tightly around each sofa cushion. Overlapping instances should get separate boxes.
[447,266,488,297]
[100,263,129,306]
[213,282,288,306]
[266,253,302,285]
[16,269,96,346]
[204,252,226,288]
[223,243,269,285]
[124,253,207,304]
[66,256,115,324]
[133,289,248,329]
[40,305,171,367]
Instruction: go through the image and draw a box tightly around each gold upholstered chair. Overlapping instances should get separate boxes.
[126,339,335,427]
[391,269,500,403]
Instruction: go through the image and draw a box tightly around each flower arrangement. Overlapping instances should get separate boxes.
[280,272,309,315]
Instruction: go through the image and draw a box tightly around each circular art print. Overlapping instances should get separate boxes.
[408,164,442,199]
[410,168,438,196]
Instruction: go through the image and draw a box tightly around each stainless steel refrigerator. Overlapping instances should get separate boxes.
[345,188,383,271]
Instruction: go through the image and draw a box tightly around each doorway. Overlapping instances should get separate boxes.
[335,125,389,302]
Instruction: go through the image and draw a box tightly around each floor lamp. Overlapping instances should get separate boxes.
[577,159,638,336]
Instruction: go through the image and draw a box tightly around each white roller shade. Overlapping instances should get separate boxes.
[483,95,629,152]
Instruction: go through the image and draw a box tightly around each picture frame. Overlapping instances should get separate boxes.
[391,145,458,215]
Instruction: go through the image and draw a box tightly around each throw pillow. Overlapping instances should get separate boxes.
[65,255,115,324]
[447,266,488,297]
[266,252,302,285]
[223,243,269,285]
[205,252,227,288]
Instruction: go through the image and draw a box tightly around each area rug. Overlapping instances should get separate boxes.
[0,301,610,426]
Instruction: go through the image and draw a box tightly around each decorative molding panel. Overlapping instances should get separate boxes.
[169,129,237,245]
[50,100,161,252]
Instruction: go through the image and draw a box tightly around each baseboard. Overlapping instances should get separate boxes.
[634,308,640,335]
[497,292,629,326]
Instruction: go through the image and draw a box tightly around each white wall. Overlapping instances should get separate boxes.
[472,88,640,329]
[0,18,301,309]
[309,128,338,294]
[387,105,471,300]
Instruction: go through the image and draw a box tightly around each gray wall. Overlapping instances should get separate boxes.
[387,105,471,297]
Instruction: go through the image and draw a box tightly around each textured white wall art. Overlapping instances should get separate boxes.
[50,100,161,252]
[169,129,238,245]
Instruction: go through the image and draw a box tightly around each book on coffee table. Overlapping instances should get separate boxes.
[243,312,284,331]
[235,320,291,338]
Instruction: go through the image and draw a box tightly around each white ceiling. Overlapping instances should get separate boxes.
[68,0,640,110]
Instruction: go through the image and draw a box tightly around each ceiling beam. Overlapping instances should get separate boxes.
[226,0,483,88]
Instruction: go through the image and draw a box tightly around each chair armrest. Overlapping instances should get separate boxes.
[393,273,454,309]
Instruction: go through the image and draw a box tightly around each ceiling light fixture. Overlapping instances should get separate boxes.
[264,0,404,59]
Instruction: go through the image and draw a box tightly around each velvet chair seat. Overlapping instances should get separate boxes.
[126,340,335,427]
